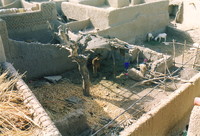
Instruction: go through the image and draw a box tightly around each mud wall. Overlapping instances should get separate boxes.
[1,0,16,5]
[69,0,106,7]
[7,40,76,79]
[0,2,57,43]
[21,0,39,9]
[0,20,7,62]
[0,36,6,62]
[0,19,76,79]
[0,19,9,58]
[120,72,200,136]
[62,3,110,29]
[182,0,200,27]
[66,19,91,33]
[100,0,169,43]
[62,0,169,43]
[0,0,22,9]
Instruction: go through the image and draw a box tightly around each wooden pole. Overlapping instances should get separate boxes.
[193,45,199,68]
[165,55,178,89]
[164,56,167,91]
[172,39,176,66]
[111,46,116,78]
[182,40,186,66]
[136,51,140,68]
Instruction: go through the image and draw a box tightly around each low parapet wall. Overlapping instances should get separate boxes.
[120,72,200,136]
[1,62,61,136]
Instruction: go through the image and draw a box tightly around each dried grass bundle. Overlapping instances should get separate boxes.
[0,72,37,136]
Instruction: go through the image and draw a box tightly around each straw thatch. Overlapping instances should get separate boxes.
[0,72,38,136]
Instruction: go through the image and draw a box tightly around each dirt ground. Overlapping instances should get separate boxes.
[30,67,178,135]
[28,22,200,136]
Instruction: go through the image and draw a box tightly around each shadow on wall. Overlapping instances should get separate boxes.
[7,40,76,80]
[9,28,55,44]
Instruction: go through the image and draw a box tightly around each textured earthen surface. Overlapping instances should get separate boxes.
[120,72,200,136]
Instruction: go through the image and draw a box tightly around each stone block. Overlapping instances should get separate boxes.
[107,0,129,8]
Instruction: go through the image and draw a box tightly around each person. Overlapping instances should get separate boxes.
[124,62,130,71]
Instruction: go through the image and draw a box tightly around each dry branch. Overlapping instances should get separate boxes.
[130,75,193,88]
[54,25,93,96]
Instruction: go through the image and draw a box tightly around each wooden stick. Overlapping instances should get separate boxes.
[172,39,176,66]
[193,44,199,68]
[136,51,140,67]
[149,71,166,77]
[165,56,178,89]
[182,40,186,66]
[130,75,193,88]
[162,41,190,46]
[130,77,167,88]
[164,56,167,91]
[111,46,116,78]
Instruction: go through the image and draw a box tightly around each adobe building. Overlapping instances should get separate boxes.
[61,0,169,43]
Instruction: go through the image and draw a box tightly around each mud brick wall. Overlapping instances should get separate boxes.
[62,0,169,43]
[0,36,6,62]
[0,2,57,42]
[0,2,57,31]
[0,19,9,59]
[0,19,76,79]
[7,40,76,79]
[0,0,22,9]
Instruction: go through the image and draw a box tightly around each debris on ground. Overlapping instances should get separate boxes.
[44,75,62,83]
